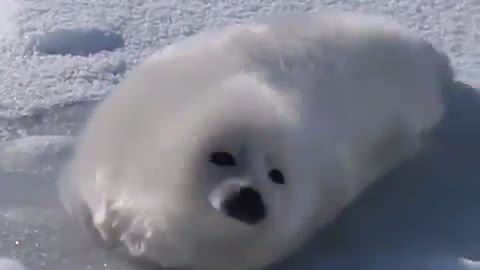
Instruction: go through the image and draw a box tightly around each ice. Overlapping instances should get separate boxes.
[0,258,27,270]
[0,0,480,269]
[0,135,74,173]
[0,0,20,41]
[460,258,480,270]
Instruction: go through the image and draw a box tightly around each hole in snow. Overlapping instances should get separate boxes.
[30,28,124,56]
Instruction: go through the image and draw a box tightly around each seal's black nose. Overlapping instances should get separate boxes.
[222,187,266,225]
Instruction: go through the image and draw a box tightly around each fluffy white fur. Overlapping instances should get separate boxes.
[58,11,453,270]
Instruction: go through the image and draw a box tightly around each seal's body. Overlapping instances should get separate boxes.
[58,11,451,270]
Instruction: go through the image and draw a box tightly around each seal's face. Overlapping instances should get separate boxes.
[205,140,286,226]
[80,78,320,270]
[207,151,271,226]
[105,89,315,270]
[168,119,299,270]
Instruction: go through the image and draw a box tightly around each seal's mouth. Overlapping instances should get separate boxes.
[209,180,267,225]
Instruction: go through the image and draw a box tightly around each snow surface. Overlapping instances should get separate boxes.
[0,0,480,270]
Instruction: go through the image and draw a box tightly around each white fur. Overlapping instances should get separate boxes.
[58,11,452,270]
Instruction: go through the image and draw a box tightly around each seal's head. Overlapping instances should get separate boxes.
[61,74,333,270]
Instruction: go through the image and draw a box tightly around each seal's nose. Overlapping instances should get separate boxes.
[221,187,266,225]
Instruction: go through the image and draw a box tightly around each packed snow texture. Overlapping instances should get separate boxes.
[0,0,480,270]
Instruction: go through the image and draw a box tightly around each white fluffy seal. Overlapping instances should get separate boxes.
[58,11,453,270]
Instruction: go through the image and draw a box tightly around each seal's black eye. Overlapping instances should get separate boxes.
[209,152,237,166]
[268,169,285,185]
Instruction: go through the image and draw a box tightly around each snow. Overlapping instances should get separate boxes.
[0,0,479,270]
